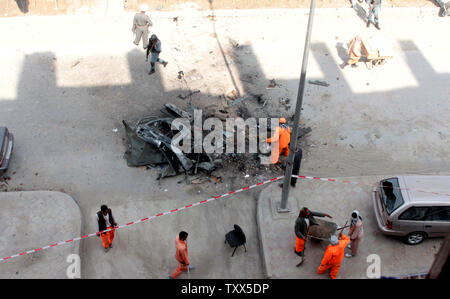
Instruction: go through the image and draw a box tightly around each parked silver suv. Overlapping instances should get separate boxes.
[372,176,450,245]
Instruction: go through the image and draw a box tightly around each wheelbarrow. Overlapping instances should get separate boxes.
[360,36,393,69]
[307,218,339,242]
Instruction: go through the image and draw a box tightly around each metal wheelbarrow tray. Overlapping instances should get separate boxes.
[308,218,338,241]
[361,35,393,68]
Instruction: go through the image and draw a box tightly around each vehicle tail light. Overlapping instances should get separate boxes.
[386,220,392,229]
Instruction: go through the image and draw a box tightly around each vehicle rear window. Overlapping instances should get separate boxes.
[380,178,404,215]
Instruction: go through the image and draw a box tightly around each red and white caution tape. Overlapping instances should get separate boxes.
[1,174,448,263]
[0,176,284,262]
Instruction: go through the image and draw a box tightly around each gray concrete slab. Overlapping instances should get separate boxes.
[0,191,82,278]
[257,176,445,279]
[80,190,264,279]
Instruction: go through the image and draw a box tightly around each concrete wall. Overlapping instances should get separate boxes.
[1,0,435,17]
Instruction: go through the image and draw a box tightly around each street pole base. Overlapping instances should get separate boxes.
[276,202,291,213]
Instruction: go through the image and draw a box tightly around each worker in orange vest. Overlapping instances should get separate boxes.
[266,118,291,164]
[169,231,194,279]
[317,233,350,279]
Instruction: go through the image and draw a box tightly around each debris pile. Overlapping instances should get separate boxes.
[123,104,222,180]
[123,101,312,183]
[0,176,10,191]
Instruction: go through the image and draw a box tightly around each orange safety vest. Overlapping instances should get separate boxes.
[320,234,350,266]
[267,125,291,149]
[174,236,189,265]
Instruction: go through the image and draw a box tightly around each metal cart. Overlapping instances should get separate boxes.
[361,36,393,69]
[308,218,338,242]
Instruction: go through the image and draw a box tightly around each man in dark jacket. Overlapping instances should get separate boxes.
[279,148,303,188]
[294,207,332,266]
[96,205,118,252]
[146,34,168,75]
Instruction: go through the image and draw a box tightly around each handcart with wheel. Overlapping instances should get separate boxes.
[361,36,393,69]
[307,218,338,242]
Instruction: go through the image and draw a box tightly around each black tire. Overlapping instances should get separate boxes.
[404,231,427,245]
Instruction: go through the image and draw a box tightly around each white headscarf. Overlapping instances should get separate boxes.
[329,235,339,245]
[351,210,362,226]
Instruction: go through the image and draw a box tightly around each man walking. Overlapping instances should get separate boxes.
[96,205,118,252]
[146,34,168,75]
[294,207,333,266]
[290,148,303,187]
[367,0,381,30]
[169,231,194,279]
[266,118,291,164]
[317,233,350,279]
[132,4,153,49]
[279,148,303,188]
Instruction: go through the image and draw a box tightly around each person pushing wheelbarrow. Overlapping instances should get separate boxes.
[294,207,333,266]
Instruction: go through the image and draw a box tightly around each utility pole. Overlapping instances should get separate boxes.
[278,0,316,212]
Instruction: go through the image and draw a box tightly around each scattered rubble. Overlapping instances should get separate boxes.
[230,39,240,49]
[308,80,330,87]
[190,177,209,184]
[279,97,291,111]
[267,79,281,89]
[226,89,238,100]
[210,176,222,183]
[279,98,290,105]
[0,175,12,191]
[178,89,200,100]
[232,96,249,106]
[71,60,80,68]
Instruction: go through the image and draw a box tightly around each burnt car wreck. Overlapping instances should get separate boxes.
[123,104,221,179]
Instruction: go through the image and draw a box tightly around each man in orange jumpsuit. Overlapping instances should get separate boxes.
[317,233,350,279]
[169,231,194,279]
[266,118,291,164]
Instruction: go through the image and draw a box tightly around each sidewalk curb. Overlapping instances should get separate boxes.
[0,190,83,278]
[256,190,272,279]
